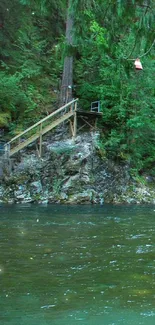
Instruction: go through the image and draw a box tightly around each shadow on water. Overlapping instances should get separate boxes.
[0,204,155,324]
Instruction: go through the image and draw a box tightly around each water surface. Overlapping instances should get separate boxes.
[0,204,155,325]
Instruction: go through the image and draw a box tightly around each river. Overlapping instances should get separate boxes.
[0,204,155,325]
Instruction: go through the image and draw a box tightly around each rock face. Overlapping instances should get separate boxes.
[0,132,154,204]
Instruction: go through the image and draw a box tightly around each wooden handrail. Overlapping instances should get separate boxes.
[6,99,78,145]
[4,98,78,157]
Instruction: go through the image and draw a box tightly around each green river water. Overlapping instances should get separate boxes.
[0,204,155,325]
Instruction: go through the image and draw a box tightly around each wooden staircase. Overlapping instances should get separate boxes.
[4,99,78,158]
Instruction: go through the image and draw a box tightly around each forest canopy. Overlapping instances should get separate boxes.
[0,0,155,174]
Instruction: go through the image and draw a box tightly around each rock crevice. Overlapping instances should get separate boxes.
[0,133,154,204]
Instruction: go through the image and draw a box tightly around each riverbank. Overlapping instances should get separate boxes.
[0,132,155,205]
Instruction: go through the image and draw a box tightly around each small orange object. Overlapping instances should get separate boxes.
[134,58,143,70]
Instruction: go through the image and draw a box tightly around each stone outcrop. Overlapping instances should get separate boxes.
[0,132,154,204]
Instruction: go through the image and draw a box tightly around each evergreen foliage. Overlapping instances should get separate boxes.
[0,0,154,174]
[0,0,65,131]
[73,0,155,174]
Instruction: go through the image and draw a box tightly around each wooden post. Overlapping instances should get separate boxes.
[95,117,98,129]
[74,100,77,112]
[69,119,74,137]
[73,100,78,138]
[39,123,42,157]
[5,143,10,159]
[73,111,77,138]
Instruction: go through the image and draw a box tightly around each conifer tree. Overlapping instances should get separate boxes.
[60,0,73,105]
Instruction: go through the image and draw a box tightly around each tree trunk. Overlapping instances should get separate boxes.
[60,0,73,105]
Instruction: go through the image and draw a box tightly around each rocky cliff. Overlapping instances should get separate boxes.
[0,132,155,204]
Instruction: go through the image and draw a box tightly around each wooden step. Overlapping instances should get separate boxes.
[9,111,75,157]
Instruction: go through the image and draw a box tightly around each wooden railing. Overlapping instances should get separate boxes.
[4,99,78,157]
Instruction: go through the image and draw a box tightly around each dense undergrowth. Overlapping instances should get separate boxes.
[0,0,155,176]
